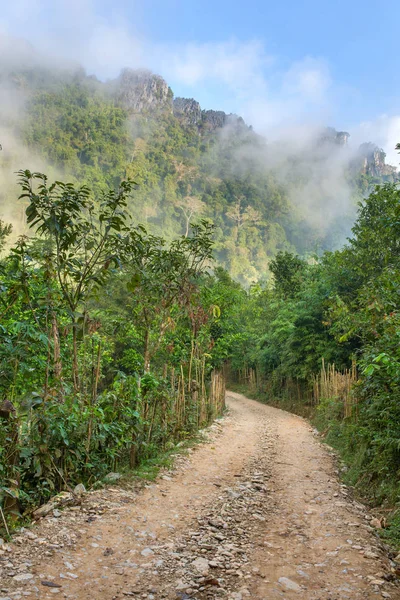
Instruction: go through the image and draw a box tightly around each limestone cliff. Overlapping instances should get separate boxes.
[116,68,173,113]
[320,127,350,146]
[201,110,249,133]
[173,97,250,134]
[357,142,398,178]
[173,98,202,125]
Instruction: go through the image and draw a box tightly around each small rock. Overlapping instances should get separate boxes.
[41,581,62,588]
[191,557,209,573]
[209,561,219,568]
[73,483,86,496]
[278,577,302,592]
[104,472,122,482]
[141,548,154,557]
[370,579,385,587]
[13,574,34,582]
[364,551,380,559]
[297,569,310,578]
[370,517,383,529]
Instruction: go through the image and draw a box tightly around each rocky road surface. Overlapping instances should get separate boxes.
[1,391,399,600]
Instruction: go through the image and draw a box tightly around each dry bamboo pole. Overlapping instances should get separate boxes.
[201,356,206,421]
[314,359,358,418]
[188,339,194,391]
[195,358,200,427]
[171,367,175,392]
[176,374,181,431]
[180,364,185,427]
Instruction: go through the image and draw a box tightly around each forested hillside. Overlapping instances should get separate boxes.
[0,64,398,284]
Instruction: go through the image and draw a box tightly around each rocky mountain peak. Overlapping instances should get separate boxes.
[173,96,251,134]
[173,98,202,125]
[357,142,398,178]
[116,68,173,113]
[320,127,350,146]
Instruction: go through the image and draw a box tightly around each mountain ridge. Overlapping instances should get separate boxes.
[0,63,398,283]
[112,68,397,177]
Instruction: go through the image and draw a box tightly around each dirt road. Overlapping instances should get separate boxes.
[1,392,399,599]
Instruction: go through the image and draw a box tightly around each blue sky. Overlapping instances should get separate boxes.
[1,0,399,161]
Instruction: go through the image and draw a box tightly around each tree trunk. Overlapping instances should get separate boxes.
[52,312,62,382]
[72,320,80,392]
[143,328,150,373]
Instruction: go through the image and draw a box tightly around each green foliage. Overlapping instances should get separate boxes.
[0,173,226,520]
[0,220,12,251]
[269,251,306,299]
[22,83,131,191]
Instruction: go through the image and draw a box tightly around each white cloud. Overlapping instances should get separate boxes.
[0,0,399,164]
[283,57,331,103]
[158,39,271,93]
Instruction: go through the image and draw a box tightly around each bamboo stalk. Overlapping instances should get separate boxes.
[0,505,10,537]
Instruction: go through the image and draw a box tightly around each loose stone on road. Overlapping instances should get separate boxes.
[1,392,399,599]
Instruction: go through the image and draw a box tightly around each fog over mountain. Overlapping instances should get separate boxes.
[0,31,398,281]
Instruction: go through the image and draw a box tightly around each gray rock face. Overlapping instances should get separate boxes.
[320,127,350,146]
[201,109,228,130]
[358,142,398,177]
[173,99,251,133]
[201,110,248,132]
[116,68,172,113]
[317,130,398,178]
[336,131,350,145]
[173,97,202,125]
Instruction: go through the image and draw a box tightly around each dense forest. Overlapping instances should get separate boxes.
[1,62,400,545]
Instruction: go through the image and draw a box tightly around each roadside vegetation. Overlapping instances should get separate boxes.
[0,171,232,526]
[227,181,400,545]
